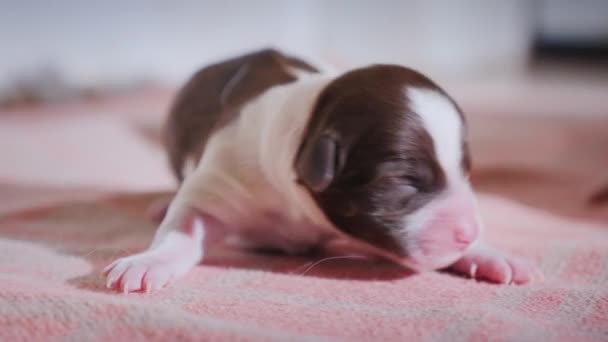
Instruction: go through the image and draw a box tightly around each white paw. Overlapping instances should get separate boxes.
[104,249,199,293]
[449,245,542,284]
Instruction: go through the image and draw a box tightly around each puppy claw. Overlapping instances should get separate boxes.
[469,263,477,278]
[104,248,201,293]
[450,245,540,285]
[122,282,129,294]
[106,277,115,289]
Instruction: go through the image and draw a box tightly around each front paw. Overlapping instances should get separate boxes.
[449,245,541,284]
[104,249,199,293]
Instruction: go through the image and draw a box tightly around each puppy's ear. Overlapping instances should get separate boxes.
[295,132,342,193]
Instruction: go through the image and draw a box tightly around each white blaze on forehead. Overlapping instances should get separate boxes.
[406,87,464,185]
[399,87,482,271]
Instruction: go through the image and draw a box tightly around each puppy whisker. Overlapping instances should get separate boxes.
[297,255,368,276]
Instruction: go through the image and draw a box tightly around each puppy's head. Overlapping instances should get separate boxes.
[295,65,479,271]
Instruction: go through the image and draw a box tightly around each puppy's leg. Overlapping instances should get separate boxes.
[104,189,222,293]
[448,242,542,285]
[145,198,170,224]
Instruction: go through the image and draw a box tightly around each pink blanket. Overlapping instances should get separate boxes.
[1,187,607,341]
[1,87,607,341]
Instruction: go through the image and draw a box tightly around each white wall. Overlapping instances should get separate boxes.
[0,0,535,89]
[537,0,608,42]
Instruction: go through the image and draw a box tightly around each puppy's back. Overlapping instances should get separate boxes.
[164,49,318,182]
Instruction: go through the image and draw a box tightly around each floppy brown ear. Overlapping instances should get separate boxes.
[295,132,341,193]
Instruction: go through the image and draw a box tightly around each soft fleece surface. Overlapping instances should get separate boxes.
[1,84,608,341]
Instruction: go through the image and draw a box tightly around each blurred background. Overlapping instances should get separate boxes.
[1,0,607,219]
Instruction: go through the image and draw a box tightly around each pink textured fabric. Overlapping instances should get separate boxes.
[0,187,607,341]
[1,85,608,341]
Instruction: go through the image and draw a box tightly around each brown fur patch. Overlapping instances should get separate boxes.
[164,48,318,181]
[295,65,468,255]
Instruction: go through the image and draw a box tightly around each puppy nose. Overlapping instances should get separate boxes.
[453,221,478,245]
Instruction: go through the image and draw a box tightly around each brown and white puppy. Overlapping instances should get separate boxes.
[105,49,539,293]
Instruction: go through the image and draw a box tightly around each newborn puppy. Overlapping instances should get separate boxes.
[105,49,539,293]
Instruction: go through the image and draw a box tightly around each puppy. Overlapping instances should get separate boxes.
[105,49,539,293]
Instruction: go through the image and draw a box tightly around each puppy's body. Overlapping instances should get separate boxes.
[179,74,338,253]
[105,50,539,293]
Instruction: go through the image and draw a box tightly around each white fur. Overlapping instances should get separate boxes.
[163,73,340,252]
[396,87,482,270]
[104,70,343,293]
[407,88,481,229]
[105,66,538,293]
[407,87,465,185]
[400,87,467,238]
[159,59,337,248]
[104,217,204,293]
[155,80,473,260]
